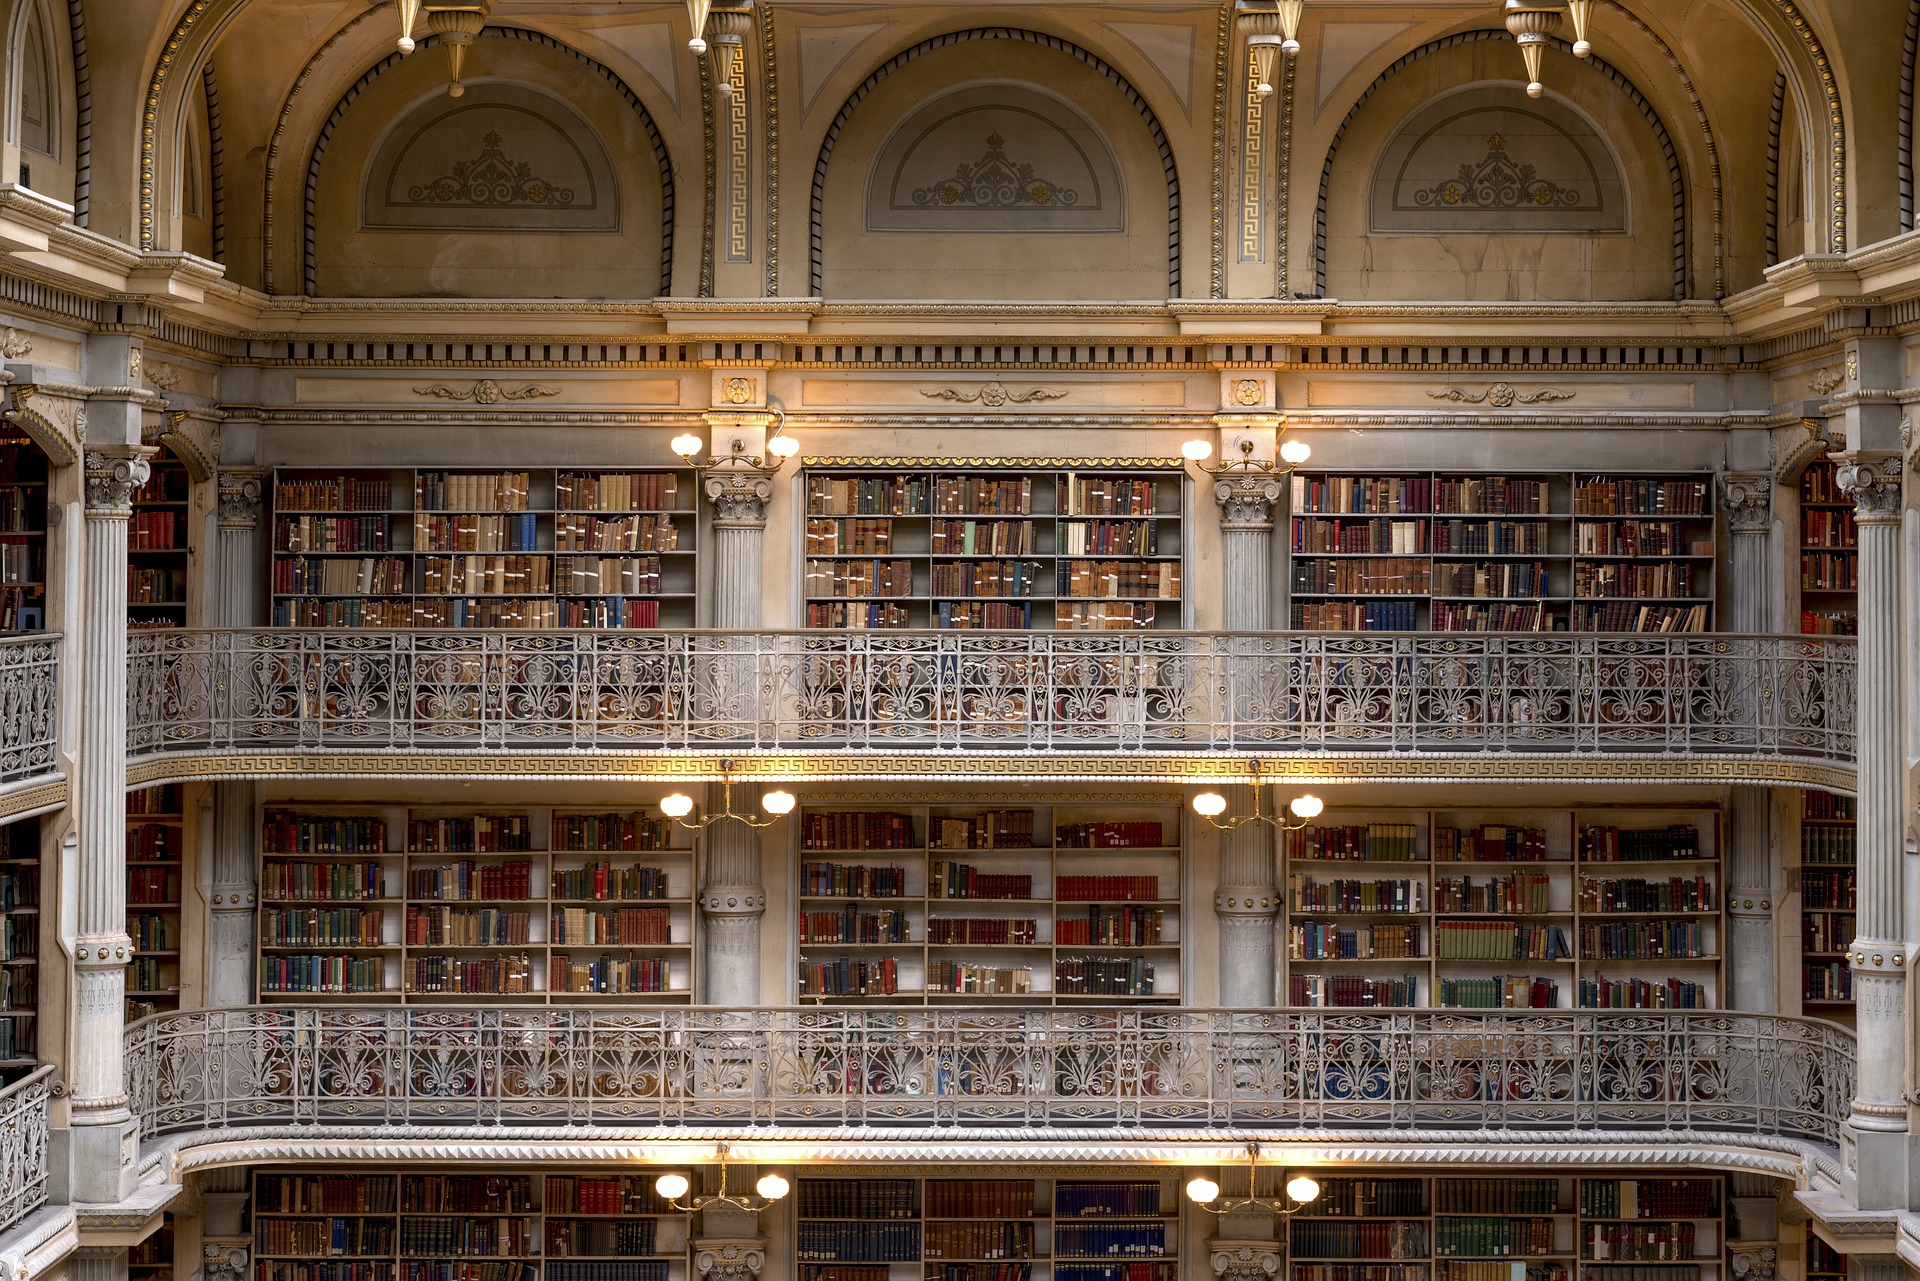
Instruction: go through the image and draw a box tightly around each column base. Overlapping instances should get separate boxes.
[1841,1124,1915,1211]
[68,1114,139,1203]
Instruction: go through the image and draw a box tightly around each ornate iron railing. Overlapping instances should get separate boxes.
[126,1007,1853,1150]
[0,1065,54,1232]
[126,630,1855,772]
[0,633,58,790]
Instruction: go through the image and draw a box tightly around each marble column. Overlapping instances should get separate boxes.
[1213,477,1282,1005]
[71,446,151,1201]
[1719,472,1778,1011]
[206,470,265,1007]
[699,464,772,1006]
[215,468,265,627]
[1833,453,1908,1159]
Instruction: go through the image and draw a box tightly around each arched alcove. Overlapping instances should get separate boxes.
[7,0,76,204]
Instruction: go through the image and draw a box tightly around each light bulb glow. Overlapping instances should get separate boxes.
[1288,794,1324,820]
[1286,1174,1321,1204]
[1185,1176,1221,1205]
[1193,792,1228,818]
[1280,439,1312,465]
[660,793,695,818]
[1181,439,1214,462]
[655,1173,691,1201]
[762,789,797,815]
[670,432,704,459]
[767,434,800,459]
[756,1173,791,1201]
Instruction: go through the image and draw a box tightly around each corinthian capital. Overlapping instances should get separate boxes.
[704,469,774,527]
[1215,475,1284,530]
[83,447,155,516]
[1212,1242,1282,1281]
[218,468,266,530]
[1834,451,1904,520]
[1717,472,1773,533]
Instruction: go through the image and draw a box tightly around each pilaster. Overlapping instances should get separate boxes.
[1214,787,1278,1007]
[70,443,152,1203]
[215,467,265,627]
[206,781,259,1007]
[1215,477,1282,632]
[1718,473,1779,1012]
[701,793,766,1006]
[1834,449,1909,1207]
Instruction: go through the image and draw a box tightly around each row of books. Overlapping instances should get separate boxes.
[1053,956,1154,996]
[1293,558,1430,597]
[549,864,677,901]
[405,860,535,902]
[1291,823,1424,862]
[274,477,390,512]
[1435,826,1552,863]
[0,865,36,910]
[403,1175,533,1213]
[275,557,409,596]
[1803,962,1853,1001]
[416,472,532,513]
[1054,1224,1169,1259]
[128,867,180,905]
[1432,603,1555,631]
[1436,977,1561,1009]
[1573,563,1696,600]
[554,473,679,513]
[1577,921,1710,961]
[1575,978,1708,1009]
[555,513,680,553]
[1289,922,1424,960]
[273,597,670,629]
[1433,873,1553,914]
[799,957,897,997]
[1291,877,1425,914]
[544,1219,659,1257]
[1578,826,1701,862]
[550,954,674,994]
[1577,1179,1718,1219]
[128,823,179,860]
[257,1174,398,1213]
[1057,822,1166,849]
[1801,822,1856,864]
[130,912,178,950]
[1058,478,1161,517]
[1057,522,1160,556]
[410,814,535,852]
[542,1175,672,1216]
[1057,561,1180,599]
[808,517,895,555]
[927,962,1032,995]
[806,559,914,599]
[1801,552,1858,590]
[931,559,1041,598]
[1574,522,1704,558]
[1431,563,1549,599]
[1433,921,1570,961]
[1056,906,1163,946]
[1802,914,1855,954]
[803,812,917,850]
[807,476,931,517]
[926,1179,1040,1219]
[550,906,673,945]
[419,555,556,596]
[404,955,535,995]
[932,519,1038,555]
[259,955,385,994]
[404,906,530,947]
[1290,1222,1430,1260]
[801,908,912,944]
[802,862,910,897]
[0,1019,34,1059]
[130,510,182,550]
[1577,875,1713,912]
[930,862,1033,901]
[265,812,389,853]
[256,1219,396,1255]
[798,1223,923,1262]
[1434,520,1550,555]
[128,567,186,603]
[1584,1224,1699,1261]
[1315,1179,1428,1216]
[1288,974,1419,1007]
[276,515,391,552]
[927,917,1038,945]
[414,513,539,552]
[1055,875,1162,901]
[1292,601,1420,631]
[1432,1217,1558,1258]
[396,1218,533,1256]
[1576,603,1709,632]
[1800,509,1857,548]
[1573,480,1709,517]
[1294,518,1430,554]
[262,907,384,947]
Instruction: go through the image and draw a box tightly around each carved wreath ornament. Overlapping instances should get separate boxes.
[921,382,1068,407]
[1427,382,1575,407]
[915,132,1080,208]
[413,379,561,404]
[410,131,574,208]
[1414,134,1584,210]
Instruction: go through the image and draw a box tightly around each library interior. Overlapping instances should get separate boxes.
[0,2,1914,1281]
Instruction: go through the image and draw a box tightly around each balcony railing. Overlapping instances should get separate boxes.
[126,1007,1853,1152]
[126,630,1856,774]
[0,1065,54,1233]
[0,633,57,793]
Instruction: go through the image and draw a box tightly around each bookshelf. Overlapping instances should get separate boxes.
[0,434,49,632]
[257,805,697,1001]
[0,816,38,1075]
[1798,460,1857,636]
[127,784,185,1020]
[269,468,696,628]
[1282,806,1721,1009]
[253,1170,688,1281]
[800,464,1186,630]
[130,444,191,630]
[795,1174,1178,1281]
[130,1215,174,1281]
[795,803,1183,1003]
[1805,1237,1846,1281]
[1798,791,1856,1014]
[1287,472,1716,633]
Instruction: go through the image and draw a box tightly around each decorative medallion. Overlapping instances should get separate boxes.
[1808,365,1845,395]
[409,131,575,208]
[413,380,562,404]
[1233,379,1264,406]
[1412,134,1584,211]
[915,133,1081,209]
[0,328,33,359]
[1426,383,1574,407]
[921,383,1068,407]
[723,377,757,405]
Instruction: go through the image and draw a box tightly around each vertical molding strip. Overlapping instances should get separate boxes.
[202,62,224,263]
[1902,0,1918,230]
[699,46,717,297]
[65,0,89,226]
[1209,1,1229,297]
[1275,53,1295,298]
[1237,55,1266,265]
[1767,70,1785,265]
[762,4,780,296]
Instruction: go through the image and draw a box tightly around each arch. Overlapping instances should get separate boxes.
[11,0,57,159]
[809,27,1181,297]
[1315,30,1689,300]
[299,26,674,297]
[1903,0,1919,231]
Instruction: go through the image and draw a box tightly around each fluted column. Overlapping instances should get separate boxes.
[71,1247,130,1281]
[1834,453,1907,1147]
[71,445,152,1202]
[215,468,265,627]
[704,468,773,631]
[701,792,766,1006]
[1719,472,1777,1011]
[206,470,265,1007]
[1214,788,1278,1006]
[1215,476,1282,631]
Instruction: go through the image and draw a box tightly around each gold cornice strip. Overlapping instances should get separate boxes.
[121,752,1856,795]
[0,779,67,819]
[800,456,1185,469]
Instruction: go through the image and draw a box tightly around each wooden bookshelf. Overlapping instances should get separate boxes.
[130,444,191,630]
[0,816,39,1075]
[796,1174,1177,1281]
[800,464,1186,630]
[252,1170,688,1281]
[1798,460,1857,636]
[130,1215,174,1281]
[1282,806,1722,1009]
[127,784,184,1020]
[1287,472,1716,633]
[795,803,1182,1004]
[1805,1237,1846,1281]
[1798,790,1856,1015]
[0,434,49,632]
[257,805,696,1002]
[269,468,696,628]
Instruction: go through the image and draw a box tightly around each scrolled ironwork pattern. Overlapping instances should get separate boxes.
[126,630,1855,771]
[123,1008,1852,1149]
[0,1065,54,1232]
[0,634,59,789]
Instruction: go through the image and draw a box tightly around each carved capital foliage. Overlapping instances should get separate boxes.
[84,448,155,516]
[203,1239,250,1281]
[1212,1243,1282,1281]
[1730,1246,1776,1281]
[704,470,774,526]
[1718,473,1773,533]
[1215,476,1283,528]
[218,470,266,530]
[1833,452,1904,519]
[694,1241,765,1281]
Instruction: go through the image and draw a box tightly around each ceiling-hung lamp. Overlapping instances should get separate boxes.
[659,760,796,832]
[656,1144,792,1213]
[1187,1143,1323,1216]
[394,0,423,53]
[687,0,714,53]
[1192,783,1323,833]
[1565,0,1596,57]
[1503,1,1565,99]
[709,6,752,97]
[426,4,487,97]
[1181,434,1312,475]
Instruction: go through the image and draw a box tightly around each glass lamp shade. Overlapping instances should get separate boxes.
[762,789,797,815]
[756,1173,791,1201]
[1181,439,1214,462]
[1192,792,1229,817]
[767,434,800,459]
[660,793,695,818]
[1280,439,1312,465]
[1288,794,1325,820]
[1286,1174,1322,1204]
[1184,1176,1221,1205]
[655,1173,691,1201]
[670,432,704,459]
